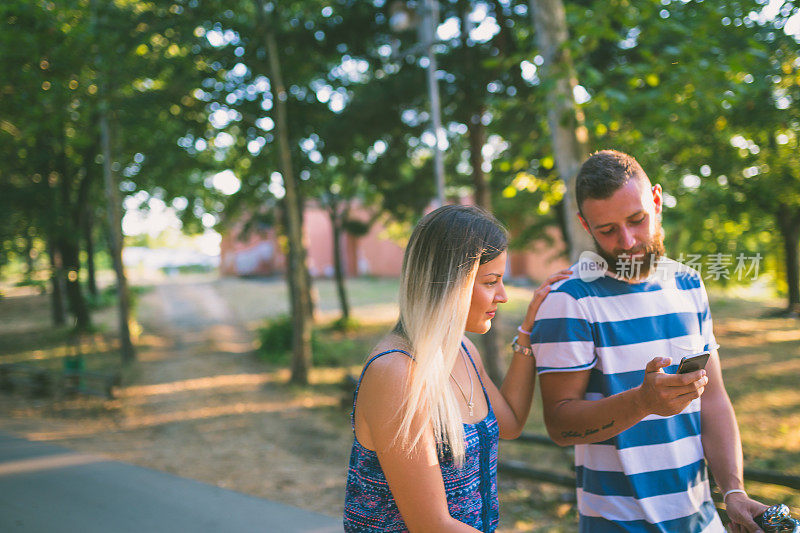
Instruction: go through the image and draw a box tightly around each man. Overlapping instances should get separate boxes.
[528,150,766,532]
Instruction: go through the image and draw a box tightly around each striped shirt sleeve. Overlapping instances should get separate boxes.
[531,289,597,374]
[697,277,718,352]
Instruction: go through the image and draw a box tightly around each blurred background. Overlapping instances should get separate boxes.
[1,0,798,530]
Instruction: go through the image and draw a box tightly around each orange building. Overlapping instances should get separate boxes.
[219,204,569,282]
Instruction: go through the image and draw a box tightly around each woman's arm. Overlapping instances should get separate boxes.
[466,270,572,439]
[464,334,534,439]
[355,353,481,533]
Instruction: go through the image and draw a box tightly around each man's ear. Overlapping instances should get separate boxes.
[651,184,663,215]
[578,213,591,235]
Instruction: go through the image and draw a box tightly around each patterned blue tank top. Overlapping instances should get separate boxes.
[343,342,499,532]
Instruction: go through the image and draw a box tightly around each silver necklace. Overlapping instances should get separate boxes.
[450,349,474,417]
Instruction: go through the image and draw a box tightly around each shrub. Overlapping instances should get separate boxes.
[330,316,360,333]
[314,337,360,367]
[14,278,47,293]
[87,286,117,310]
[87,285,147,312]
[257,315,292,362]
[257,316,369,367]
[257,315,322,364]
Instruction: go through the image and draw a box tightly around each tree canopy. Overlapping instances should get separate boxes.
[2,0,799,337]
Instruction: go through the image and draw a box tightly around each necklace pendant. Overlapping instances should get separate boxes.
[468,402,474,417]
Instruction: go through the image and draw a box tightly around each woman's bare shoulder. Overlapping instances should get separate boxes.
[363,334,413,386]
[357,343,412,425]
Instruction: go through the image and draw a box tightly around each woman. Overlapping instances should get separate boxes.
[343,205,569,532]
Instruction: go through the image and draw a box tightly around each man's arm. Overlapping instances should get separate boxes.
[700,349,766,532]
[540,357,708,446]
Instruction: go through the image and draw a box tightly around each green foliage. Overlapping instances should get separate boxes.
[257,315,311,363]
[14,278,48,293]
[86,285,148,313]
[342,218,370,238]
[86,286,117,311]
[256,315,367,367]
[313,336,363,367]
[330,316,361,333]
[161,264,215,275]
[2,0,799,312]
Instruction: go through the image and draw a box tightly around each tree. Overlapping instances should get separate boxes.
[256,2,314,383]
[92,0,135,362]
[529,0,593,260]
[720,28,800,313]
[181,1,438,356]
[563,0,800,311]
[0,1,96,330]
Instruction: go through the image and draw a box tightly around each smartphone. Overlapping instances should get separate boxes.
[677,351,711,374]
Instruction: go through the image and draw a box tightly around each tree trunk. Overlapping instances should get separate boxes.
[469,107,491,210]
[330,206,351,322]
[305,255,318,322]
[421,0,446,206]
[84,207,98,298]
[55,134,91,330]
[48,241,66,326]
[298,189,317,322]
[58,237,91,330]
[23,233,35,282]
[469,115,505,383]
[530,0,594,261]
[261,7,313,384]
[93,0,134,363]
[280,199,317,323]
[777,204,800,313]
[459,5,505,383]
[100,109,135,363]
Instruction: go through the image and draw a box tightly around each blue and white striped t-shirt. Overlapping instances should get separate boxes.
[531,259,724,532]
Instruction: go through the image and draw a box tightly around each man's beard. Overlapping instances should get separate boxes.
[594,224,666,280]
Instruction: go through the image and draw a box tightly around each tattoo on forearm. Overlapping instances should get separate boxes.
[561,419,615,439]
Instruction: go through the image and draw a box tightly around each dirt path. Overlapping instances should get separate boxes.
[0,279,354,517]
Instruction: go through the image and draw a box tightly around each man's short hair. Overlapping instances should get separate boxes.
[576,150,650,213]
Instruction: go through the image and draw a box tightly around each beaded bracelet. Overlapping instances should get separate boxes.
[511,335,534,357]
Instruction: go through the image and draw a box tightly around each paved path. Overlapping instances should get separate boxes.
[0,432,341,533]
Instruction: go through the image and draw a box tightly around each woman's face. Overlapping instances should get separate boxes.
[465,251,508,334]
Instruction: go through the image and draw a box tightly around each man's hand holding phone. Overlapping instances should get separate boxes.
[677,351,711,374]
[634,356,709,417]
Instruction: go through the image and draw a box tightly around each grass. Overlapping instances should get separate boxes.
[0,306,123,409]
[0,280,153,380]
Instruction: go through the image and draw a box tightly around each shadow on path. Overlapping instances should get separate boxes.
[0,431,341,532]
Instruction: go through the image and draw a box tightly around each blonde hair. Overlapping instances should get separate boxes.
[394,205,506,467]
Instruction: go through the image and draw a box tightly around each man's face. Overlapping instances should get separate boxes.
[579,178,665,280]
